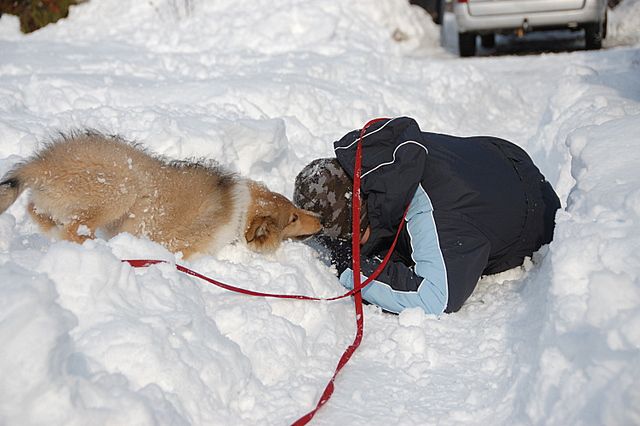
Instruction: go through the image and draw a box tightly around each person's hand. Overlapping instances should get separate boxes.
[359,197,370,245]
[361,226,371,245]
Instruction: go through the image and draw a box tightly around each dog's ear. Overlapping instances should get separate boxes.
[288,212,299,225]
[245,215,281,253]
[245,215,272,242]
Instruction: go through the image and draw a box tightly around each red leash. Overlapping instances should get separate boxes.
[124,207,405,303]
[290,117,391,425]
[125,118,401,425]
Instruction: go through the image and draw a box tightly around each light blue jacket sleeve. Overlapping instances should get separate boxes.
[339,184,448,315]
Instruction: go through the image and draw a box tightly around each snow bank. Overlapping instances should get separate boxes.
[0,0,639,424]
[608,0,640,46]
[522,116,640,425]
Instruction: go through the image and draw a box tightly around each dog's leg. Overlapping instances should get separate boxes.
[61,212,98,244]
[180,246,196,259]
[28,203,58,234]
[62,221,93,243]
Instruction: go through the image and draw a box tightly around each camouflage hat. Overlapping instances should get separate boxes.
[293,158,353,239]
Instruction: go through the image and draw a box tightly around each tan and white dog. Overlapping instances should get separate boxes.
[0,131,321,258]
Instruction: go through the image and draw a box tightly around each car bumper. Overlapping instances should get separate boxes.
[454,1,605,34]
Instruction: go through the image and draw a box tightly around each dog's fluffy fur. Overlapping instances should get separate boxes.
[0,131,321,258]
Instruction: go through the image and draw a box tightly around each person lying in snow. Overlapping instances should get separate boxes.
[293,117,560,315]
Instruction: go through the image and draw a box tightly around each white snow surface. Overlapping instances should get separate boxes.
[1,0,639,424]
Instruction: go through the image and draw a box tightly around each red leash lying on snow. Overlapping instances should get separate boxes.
[124,118,405,425]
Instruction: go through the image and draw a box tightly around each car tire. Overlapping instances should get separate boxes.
[584,20,604,50]
[433,0,444,25]
[410,0,443,25]
[459,32,477,57]
[480,33,496,49]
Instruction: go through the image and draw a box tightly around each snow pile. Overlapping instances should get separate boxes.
[0,0,639,424]
[527,117,640,424]
[608,0,640,46]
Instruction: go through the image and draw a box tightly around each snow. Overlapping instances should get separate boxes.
[1,0,639,424]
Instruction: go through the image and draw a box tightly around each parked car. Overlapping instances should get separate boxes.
[453,0,608,57]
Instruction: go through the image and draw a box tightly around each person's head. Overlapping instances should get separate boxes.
[293,158,368,241]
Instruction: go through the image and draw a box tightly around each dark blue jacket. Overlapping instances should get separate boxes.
[334,117,559,314]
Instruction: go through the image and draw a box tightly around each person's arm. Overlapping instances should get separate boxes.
[339,185,492,315]
[340,260,444,315]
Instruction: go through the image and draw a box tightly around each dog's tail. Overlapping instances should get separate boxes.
[0,175,23,215]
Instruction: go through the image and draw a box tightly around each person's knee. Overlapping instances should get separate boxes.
[540,180,561,245]
[444,298,464,313]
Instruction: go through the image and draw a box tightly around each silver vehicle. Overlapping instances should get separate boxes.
[453,0,608,57]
